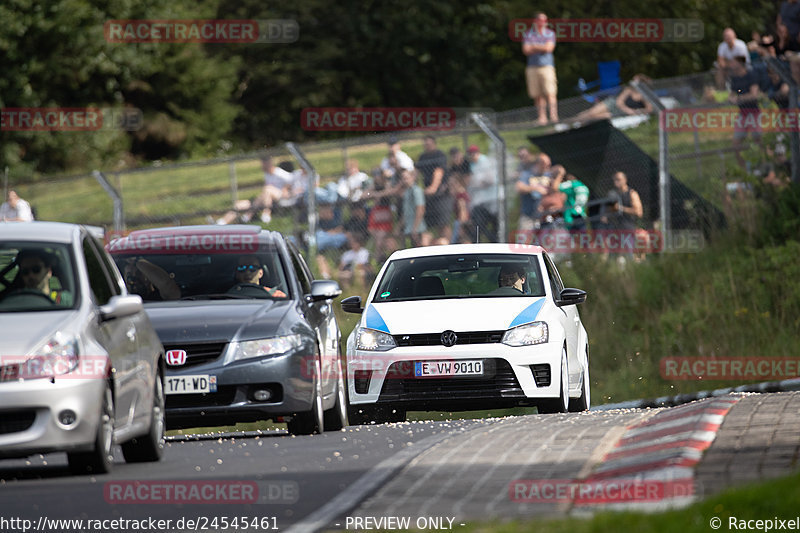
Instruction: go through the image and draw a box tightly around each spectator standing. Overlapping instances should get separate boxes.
[466,144,499,242]
[416,135,451,240]
[538,165,566,228]
[515,150,550,231]
[364,169,398,263]
[728,56,762,166]
[0,190,34,222]
[399,169,430,247]
[778,0,800,45]
[602,171,643,230]
[716,28,751,88]
[522,12,558,125]
[446,147,472,244]
[337,159,370,203]
[380,139,414,178]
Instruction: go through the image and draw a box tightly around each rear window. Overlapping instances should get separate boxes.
[372,254,545,303]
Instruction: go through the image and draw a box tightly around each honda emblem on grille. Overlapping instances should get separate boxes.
[166,349,187,366]
[440,330,458,347]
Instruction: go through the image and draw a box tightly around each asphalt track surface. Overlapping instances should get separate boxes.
[0,395,796,532]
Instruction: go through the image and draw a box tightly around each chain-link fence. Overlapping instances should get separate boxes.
[10,68,786,276]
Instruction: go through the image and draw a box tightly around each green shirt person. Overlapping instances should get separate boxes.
[559,174,590,228]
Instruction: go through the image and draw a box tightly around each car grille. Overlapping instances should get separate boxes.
[166,386,237,409]
[377,359,524,402]
[163,342,227,369]
[530,364,551,387]
[0,410,36,435]
[393,330,505,347]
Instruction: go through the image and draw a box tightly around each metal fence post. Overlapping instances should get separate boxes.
[632,80,670,249]
[470,113,507,242]
[228,159,238,206]
[285,142,317,258]
[92,170,124,232]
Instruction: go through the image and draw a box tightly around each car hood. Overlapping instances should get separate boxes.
[362,298,548,334]
[0,310,80,356]
[143,299,293,344]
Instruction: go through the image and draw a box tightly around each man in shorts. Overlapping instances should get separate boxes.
[523,12,558,125]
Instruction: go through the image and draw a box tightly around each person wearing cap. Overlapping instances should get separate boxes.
[466,145,498,242]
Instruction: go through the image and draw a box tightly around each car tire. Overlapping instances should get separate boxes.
[287,355,324,435]
[569,344,590,412]
[323,355,349,431]
[68,382,114,474]
[121,369,165,462]
[538,346,569,414]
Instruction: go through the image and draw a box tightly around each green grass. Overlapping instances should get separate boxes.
[456,470,800,533]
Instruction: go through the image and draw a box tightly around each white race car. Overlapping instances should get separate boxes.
[340,243,589,423]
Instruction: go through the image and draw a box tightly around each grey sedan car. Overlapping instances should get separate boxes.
[0,222,165,474]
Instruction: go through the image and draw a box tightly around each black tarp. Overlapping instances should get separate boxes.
[528,119,725,231]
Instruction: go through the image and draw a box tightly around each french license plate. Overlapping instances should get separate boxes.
[166,375,217,395]
[415,360,483,377]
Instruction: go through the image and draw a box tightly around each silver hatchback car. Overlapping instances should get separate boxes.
[0,222,165,474]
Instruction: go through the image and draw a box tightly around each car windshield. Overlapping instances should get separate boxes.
[110,248,291,301]
[0,241,79,312]
[372,253,546,303]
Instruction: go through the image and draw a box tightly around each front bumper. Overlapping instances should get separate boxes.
[164,349,315,428]
[347,341,563,411]
[0,377,105,459]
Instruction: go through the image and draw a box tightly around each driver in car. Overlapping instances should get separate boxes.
[488,264,528,296]
[13,250,72,305]
[228,255,287,298]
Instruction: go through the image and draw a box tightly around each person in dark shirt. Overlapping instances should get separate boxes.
[416,135,451,240]
[728,56,763,166]
[572,74,654,124]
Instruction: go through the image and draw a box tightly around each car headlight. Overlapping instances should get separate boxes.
[502,321,549,346]
[356,327,396,351]
[22,334,80,379]
[232,335,303,361]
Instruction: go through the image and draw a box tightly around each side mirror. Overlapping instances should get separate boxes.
[308,280,342,302]
[340,295,364,314]
[555,287,586,307]
[99,294,143,321]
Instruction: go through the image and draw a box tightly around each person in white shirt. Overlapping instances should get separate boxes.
[716,28,751,88]
[380,139,414,178]
[336,233,372,288]
[257,156,293,223]
[337,159,370,202]
[0,190,34,222]
[465,145,499,242]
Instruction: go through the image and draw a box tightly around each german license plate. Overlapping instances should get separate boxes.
[414,360,483,377]
[166,375,217,395]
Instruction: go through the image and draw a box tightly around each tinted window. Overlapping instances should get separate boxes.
[83,238,114,305]
[372,254,546,302]
[542,253,564,298]
[288,246,312,295]
[0,241,79,312]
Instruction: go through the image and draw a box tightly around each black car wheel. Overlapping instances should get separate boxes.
[323,352,349,431]
[68,382,114,474]
[287,354,324,435]
[122,368,165,462]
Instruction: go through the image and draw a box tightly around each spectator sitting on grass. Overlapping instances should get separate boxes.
[336,233,373,289]
[337,159,370,203]
[257,156,294,224]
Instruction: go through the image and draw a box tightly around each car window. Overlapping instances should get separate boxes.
[88,235,123,297]
[110,246,291,301]
[372,254,546,302]
[288,245,312,295]
[0,241,79,312]
[542,252,564,298]
[83,237,116,305]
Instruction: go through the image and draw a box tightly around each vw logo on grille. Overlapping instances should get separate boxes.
[440,330,458,347]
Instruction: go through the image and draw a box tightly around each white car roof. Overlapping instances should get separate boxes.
[386,243,545,261]
[0,221,83,244]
